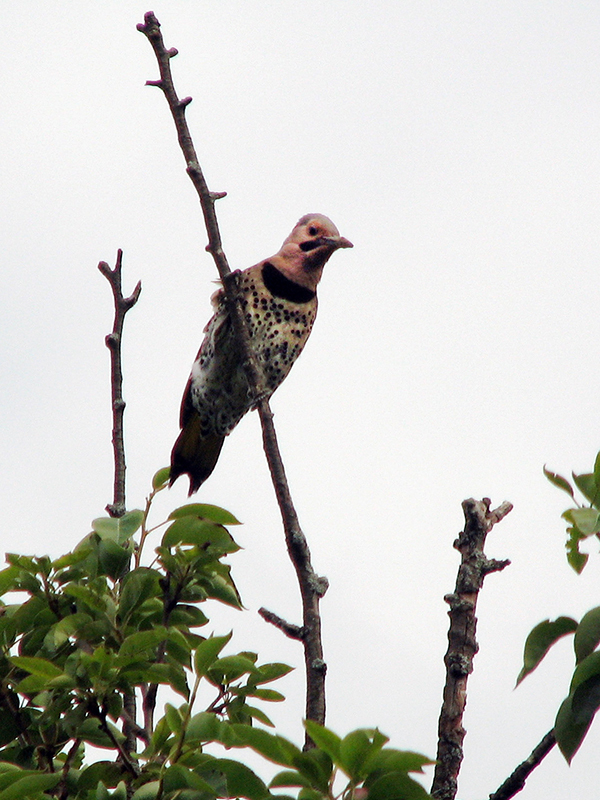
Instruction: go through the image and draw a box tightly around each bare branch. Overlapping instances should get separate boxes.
[138,12,328,745]
[431,498,512,800]
[99,250,142,764]
[98,250,142,518]
[489,730,556,800]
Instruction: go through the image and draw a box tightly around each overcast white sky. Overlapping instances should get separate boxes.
[3,2,600,797]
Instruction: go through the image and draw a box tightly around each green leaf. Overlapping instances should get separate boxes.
[131,782,160,800]
[0,773,61,800]
[296,790,324,800]
[208,654,258,683]
[566,527,588,574]
[229,725,300,767]
[254,662,294,684]
[194,633,232,677]
[169,503,241,525]
[162,517,238,552]
[245,704,275,727]
[162,764,216,795]
[564,507,600,536]
[569,650,600,693]
[169,603,209,629]
[9,656,63,679]
[110,782,128,800]
[97,538,131,581]
[185,711,224,743]
[303,721,342,764]
[78,763,128,791]
[516,617,578,685]
[92,511,143,544]
[213,758,270,800]
[15,674,48,694]
[201,571,242,608]
[593,451,600,494]
[270,770,312,789]
[135,663,189,698]
[574,606,600,664]
[45,613,94,648]
[291,749,332,793]
[248,688,285,702]
[543,465,574,498]
[79,718,125,750]
[117,628,169,661]
[118,568,161,624]
[572,472,600,507]
[366,771,431,800]
[92,517,119,542]
[364,749,434,775]
[96,781,110,800]
[555,691,595,763]
[52,547,92,572]
[339,729,378,780]
[0,567,20,597]
[152,467,171,490]
[164,704,183,735]
[117,510,144,541]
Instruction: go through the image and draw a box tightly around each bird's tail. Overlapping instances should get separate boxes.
[169,413,225,495]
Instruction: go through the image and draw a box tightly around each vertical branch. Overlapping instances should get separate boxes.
[431,498,512,800]
[137,12,328,744]
[98,250,142,767]
[98,250,142,518]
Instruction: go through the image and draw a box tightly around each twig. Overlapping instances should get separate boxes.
[137,12,328,746]
[431,498,512,800]
[258,607,305,640]
[98,250,142,518]
[57,739,83,800]
[489,730,556,800]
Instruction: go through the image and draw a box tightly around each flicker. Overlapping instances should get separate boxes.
[169,214,353,494]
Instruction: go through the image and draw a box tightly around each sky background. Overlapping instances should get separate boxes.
[3,2,600,797]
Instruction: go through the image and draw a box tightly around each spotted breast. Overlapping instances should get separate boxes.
[170,214,353,494]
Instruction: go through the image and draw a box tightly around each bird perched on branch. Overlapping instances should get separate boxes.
[170,214,353,495]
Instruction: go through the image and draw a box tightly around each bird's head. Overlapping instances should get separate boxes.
[270,214,353,291]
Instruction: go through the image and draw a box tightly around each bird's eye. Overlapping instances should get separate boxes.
[308,226,318,236]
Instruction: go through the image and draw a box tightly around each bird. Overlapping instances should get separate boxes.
[169,214,353,495]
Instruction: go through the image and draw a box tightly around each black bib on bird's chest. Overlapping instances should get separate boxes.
[261,262,316,304]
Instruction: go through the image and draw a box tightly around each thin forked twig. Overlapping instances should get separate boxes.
[431,497,512,800]
[137,11,328,744]
[98,250,142,518]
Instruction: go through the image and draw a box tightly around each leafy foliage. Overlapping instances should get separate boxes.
[0,470,431,799]
[517,452,600,761]
[543,451,600,573]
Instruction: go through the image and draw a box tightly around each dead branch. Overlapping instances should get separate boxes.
[98,250,141,518]
[431,498,512,800]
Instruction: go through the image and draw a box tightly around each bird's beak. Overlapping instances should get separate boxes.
[323,235,353,249]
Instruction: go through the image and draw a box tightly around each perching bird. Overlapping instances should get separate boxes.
[170,214,353,494]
